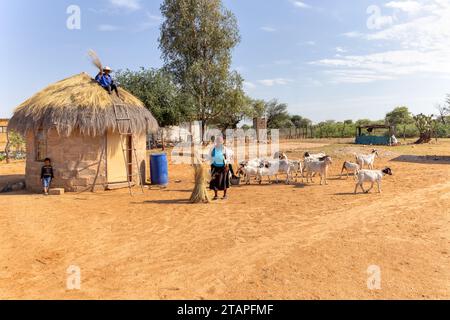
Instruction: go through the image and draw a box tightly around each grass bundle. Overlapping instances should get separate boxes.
[88,49,103,71]
[190,156,211,204]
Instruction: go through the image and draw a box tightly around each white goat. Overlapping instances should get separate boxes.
[355,149,379,170]
[354,168,392,194]
[304,156,333,185]
[238,164,259,185]
[258,158,291,184]
[288,160,303,182]
[341,161,360,180]
[238,159,264,184]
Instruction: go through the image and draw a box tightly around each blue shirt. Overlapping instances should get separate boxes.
[211,147,225,167]
[95,74,113,88]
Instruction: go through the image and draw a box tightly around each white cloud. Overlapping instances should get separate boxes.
[290,0,311,9]
[385,0,423,13]
[315,0,450,83]
[135,12,164,31]
[261,26,277,32]
[98,24,122,32]
[336,47,347,53]
[257,78,293,86]
[109,0,141,11]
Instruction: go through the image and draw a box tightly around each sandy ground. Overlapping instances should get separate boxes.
[0,139,449,300]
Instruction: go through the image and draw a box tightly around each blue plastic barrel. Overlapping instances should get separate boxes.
[150,154,169,186]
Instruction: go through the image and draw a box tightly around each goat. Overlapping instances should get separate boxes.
[341,161,360,180]
[238,159,264,184]
[304,156,333,185]
[257,161,280,184]
[354,168,393,194]
[237,164,259,185]
[288,160,303,182]
[257,158,291,184]
[304,152,326,160]
[355,149,379,170]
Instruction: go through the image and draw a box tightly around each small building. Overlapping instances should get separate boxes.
[356,124,395,146]
[8,73,158,192]
[0,119,8,150]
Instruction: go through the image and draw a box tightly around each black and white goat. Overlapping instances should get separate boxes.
[354,168,393,194]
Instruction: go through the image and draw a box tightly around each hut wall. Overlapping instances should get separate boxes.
[25,129,107,192]
[134,132,148,185]
[25,129,148,192]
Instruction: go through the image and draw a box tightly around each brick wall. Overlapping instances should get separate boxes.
[25,129,148,193]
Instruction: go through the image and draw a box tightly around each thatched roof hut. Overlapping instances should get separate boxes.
[9,73,159,192]
[9,72,158,137]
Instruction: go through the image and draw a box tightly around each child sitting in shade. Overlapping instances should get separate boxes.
[41,158,54,195]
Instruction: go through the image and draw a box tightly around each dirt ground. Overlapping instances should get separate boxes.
[0,139,449,300]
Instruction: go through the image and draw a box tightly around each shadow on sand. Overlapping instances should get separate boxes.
[140,199,192,205]
[390,155,450,165]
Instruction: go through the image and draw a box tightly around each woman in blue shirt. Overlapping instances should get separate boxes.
[209,136,230,200]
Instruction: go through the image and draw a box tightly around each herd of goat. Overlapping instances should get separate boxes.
[237,149,393,194]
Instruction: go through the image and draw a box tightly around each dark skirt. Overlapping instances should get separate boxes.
[210,165,230,191]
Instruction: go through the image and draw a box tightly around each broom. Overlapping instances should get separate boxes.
[88,49,103,72]
[190,154,211,204]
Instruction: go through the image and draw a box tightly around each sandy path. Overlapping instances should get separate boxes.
[0,141,449,299]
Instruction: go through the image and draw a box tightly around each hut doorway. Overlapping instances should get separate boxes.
[106,131,132,183]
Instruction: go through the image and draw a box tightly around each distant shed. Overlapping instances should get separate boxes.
[355,124,395,146]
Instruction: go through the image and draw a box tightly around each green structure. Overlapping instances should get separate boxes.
[355,124,395,146]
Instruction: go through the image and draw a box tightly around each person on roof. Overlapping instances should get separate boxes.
[95,66,121,98]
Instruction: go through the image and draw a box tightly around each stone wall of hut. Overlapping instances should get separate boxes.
[25,129,148,193]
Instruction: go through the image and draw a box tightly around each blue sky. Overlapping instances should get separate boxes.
[1,0,450,122]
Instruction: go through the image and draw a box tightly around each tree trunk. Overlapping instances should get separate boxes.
[161,129,165,151]
[415,132,432,144]
[201,120,207,144]
[5,131,11,164]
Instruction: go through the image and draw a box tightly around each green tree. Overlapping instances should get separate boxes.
[385,106,414,140]
[116,68,195,149]
[341,119,354,138]
[413,113,435,144]
[212,71,252,132]
[246,99,266,121]
[8,131,25,151]
[291,115,304,128]
[159,0,240,139]
[265,100,292,129]
[116,68,194,127]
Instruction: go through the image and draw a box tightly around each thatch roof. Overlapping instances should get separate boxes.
[8,73,159,137]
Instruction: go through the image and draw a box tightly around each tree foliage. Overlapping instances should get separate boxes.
[159,0,240,135]
[265,100,293,129]
[116,68,195,127]
[212,71,252,131]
